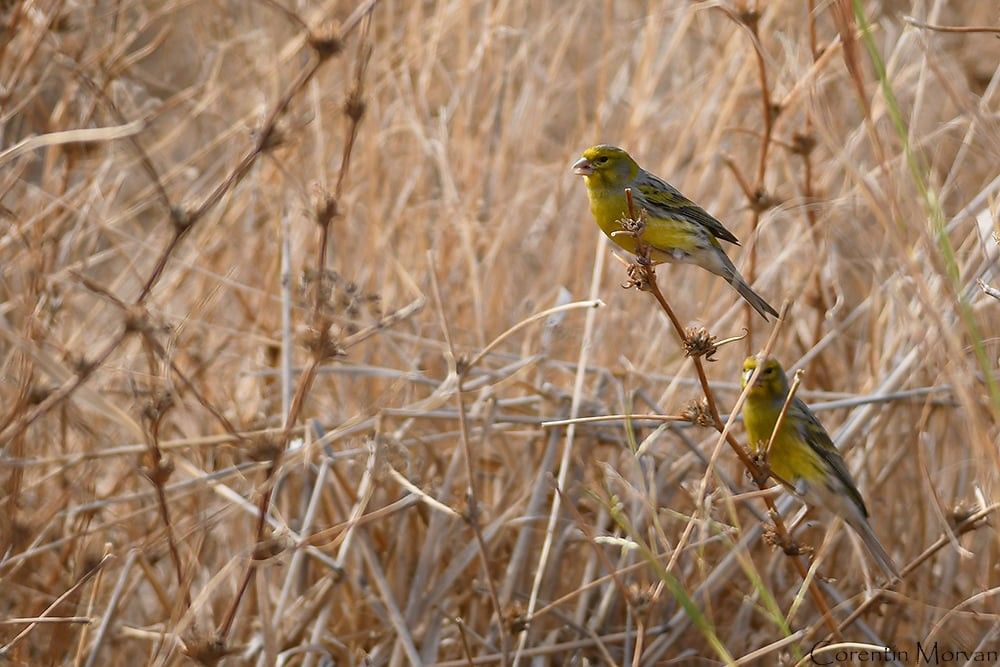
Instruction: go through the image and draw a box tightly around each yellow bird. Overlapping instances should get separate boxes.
[741,356,899,579]
[573,145,778,320]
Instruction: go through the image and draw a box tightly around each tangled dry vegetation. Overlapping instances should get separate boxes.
[2,0,999,665]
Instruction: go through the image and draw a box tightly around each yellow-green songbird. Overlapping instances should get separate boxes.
[741,356,899,579]
[572,145,778,320]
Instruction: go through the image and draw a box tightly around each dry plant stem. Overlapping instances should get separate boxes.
[428,255,508,666]
[557,486,639,620]
[431,625,670,667]
[826,503,998,638]
[8,2,999,662]
[0,554,112,657]
[84,551,139,667]
[542,414,689,427]
[801,2,831,341]
[216,9,376,642]
[716,6,775,350]
[764,369,804,459]
[0,3,378,448]
[903,16,1000,34]
[72,546,112,667]
[72,272,241,439]
[620,189,839,636]
[798,117,831,345]
[515,234,608,666]
[464,300,603,375]
[58,278,188,600]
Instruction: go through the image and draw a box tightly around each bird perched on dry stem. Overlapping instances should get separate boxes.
[572,145,778,320]
[741,356,899,579]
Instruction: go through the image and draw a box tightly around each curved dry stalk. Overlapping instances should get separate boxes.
[618,189,841,637]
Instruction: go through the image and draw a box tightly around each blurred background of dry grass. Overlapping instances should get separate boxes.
[2,0,999,664]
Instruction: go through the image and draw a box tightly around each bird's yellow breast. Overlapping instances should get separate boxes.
[744,398,824,486]
[585,185,697,256]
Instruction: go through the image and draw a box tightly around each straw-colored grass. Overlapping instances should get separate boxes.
[2,0,999,664]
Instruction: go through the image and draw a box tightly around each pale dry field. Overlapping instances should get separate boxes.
[2,1,1000,665]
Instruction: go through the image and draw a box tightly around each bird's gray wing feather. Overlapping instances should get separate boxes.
[633,170,742,245]
[790,397,870,517]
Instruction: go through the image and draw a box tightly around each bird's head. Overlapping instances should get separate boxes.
[572,145,639,188]
[741,356,789,401]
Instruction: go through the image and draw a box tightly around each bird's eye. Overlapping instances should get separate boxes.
[594,156,609,165]
[762,368,773,375]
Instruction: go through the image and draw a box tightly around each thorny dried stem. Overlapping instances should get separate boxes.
[618,189,841,637]
[0,4,376,450]
[764,368,805,459]
[428,256,509,665]
[715,5,779,351]
[215,5,377,644]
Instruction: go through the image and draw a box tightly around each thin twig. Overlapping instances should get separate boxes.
[764,369,805,459]
[618,188,841,637]
[428,252,509,666]
[904,15,1000,34]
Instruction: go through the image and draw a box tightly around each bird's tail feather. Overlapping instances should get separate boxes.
[850,516,900,580]
[716,256,779,320]
[732,276,779,320]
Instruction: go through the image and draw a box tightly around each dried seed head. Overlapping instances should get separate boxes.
[344,90,366,122]
[72,354,96,376]
[739,8,761,30]
[170,206,193,232]
[142,456,175,486]
[310,184,339,227]
[302,324,346,361]
[750,189,779,213]
[254,121,285,152]
[123,305,152,334]
[683,327,719,360]
[762,524,780,549]
[308,24,343,60]
[27,385,51,405]
[627,583,656,612]
[183,635,232,667]
[141,391,174,423]
[253,535,290,561]
[374,435,410,481]
[247,435,282,462]
[791,132,816,156]
[681,398,713,427]
[746,448,773,486]
[503,601,528,633]
[622,261,656,291]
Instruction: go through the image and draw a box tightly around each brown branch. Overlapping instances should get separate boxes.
[827,503,998,637]
[216,6,378,643]
[715,6,779,351]
[619,191,841,637]
[0,3,377,451]
[904,16,1000,35]
[428,256,509,666]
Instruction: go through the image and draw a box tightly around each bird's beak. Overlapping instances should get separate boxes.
[742,369,755,387]
[572,157,594,176]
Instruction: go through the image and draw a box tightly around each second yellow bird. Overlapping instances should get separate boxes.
[573,145,778,320]
[741,356,899,579]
